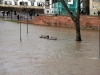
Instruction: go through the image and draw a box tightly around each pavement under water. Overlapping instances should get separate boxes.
[0,20,100,75]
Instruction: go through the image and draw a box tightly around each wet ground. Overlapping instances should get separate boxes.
[0,19,100,75]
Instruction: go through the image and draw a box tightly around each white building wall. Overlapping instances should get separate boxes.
[3,0,15,5]
[17,0,31,6]
[1,0,56,14]
[2,0,32,6]
[34,0,45,6]
[44,0,54,14]
[2,0,46,6]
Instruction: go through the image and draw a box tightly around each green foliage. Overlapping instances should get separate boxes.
[5,20,18,22]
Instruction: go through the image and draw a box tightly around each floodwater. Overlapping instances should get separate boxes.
[0,19,100,75]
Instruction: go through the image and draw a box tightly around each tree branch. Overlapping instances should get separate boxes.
[60,0,76,22]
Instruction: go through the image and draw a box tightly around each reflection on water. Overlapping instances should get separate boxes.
[0,20,100,75]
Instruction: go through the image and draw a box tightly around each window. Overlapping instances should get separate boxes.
[9,1,12,5]
[31,1,34,6]
[92,4,97,9]
[15,2,17,5]
[24,2,28,6]
[92,0,100,1]
[5,1,7,4]
[47,10,49,13]
[52,11,53,13]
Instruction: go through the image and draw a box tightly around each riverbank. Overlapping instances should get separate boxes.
[1,14,99,30]
[19,15,100,30]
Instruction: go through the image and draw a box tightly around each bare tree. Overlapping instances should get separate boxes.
[59,0,82,41]
[43,0,82,41]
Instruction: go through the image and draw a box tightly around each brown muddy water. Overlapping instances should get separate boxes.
[0,20,100,75]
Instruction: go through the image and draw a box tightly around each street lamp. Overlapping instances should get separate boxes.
[24,2,28,33]
[26,3,28,33]
[20,15,22,41]
[19,2,23,41]
[99,22,100,58]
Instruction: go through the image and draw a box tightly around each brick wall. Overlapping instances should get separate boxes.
[21,15,100,30]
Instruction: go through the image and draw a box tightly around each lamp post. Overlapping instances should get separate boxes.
[20,16,22,41]
[99,25,100,58]
[26,4,28,33]
[25,2,28,33]
[19,2,22,41]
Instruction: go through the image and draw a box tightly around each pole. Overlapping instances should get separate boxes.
[26,5,28,33]
[20,16,22,41]
[27,7,28,33]
[99,25,100,58]
[98,14,100,58]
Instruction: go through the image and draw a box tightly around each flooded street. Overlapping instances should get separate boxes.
[0,20,100,75]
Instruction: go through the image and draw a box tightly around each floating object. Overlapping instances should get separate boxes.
[39,35,49,39]
[49,36,57,40]
[39,35,57,40]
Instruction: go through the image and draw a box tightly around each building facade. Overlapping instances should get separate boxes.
[0,0,54,14]
[0,0,3,4]
[1,0,45,6]
[81,0,89,14]
[44,0,54,14]
[44,0,89,15]
[2,0,33,6]
[2,0,100,16]
[54,0,89,15]
[90,0,100,15]
[54,0,77,15]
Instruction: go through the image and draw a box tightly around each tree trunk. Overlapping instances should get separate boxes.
[75,18,82,41]
[75,0,82,41]
[60,0,82,41]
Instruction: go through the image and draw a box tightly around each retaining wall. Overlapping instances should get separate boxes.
[21,15,100,30]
